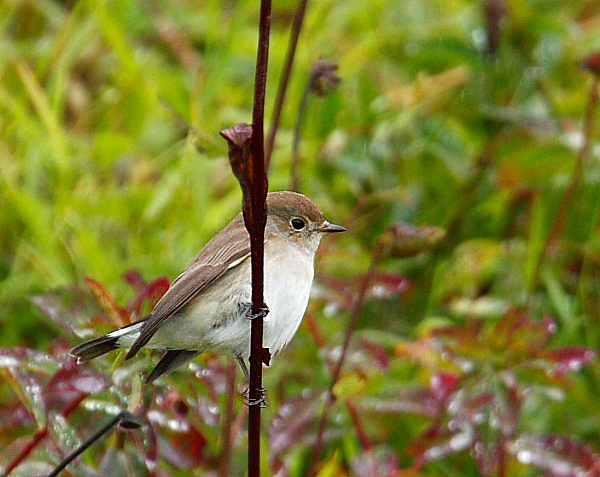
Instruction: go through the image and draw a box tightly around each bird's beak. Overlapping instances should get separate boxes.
[319,221,346,233]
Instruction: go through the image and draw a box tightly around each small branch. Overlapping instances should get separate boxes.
[219,359,237,477]
[290,78,311,191]
[483,0,506,58]
[345,399,373,452]
[532,76,599,288]
[265,0,310,170]
[308,244,384,476]
[2,393,88,477]
[498,437,507,477]
[290,59,340,192]
[306,311,375,455]
[220,1,271,475]
[47,410,140,477]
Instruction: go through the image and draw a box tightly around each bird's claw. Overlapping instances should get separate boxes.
[241,387,268,407]
[245,305,269,321]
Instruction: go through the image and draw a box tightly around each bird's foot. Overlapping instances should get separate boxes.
[241,386,268,408]
[245,305,269,321]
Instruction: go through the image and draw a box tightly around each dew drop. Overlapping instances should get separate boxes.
[0,356,19,367]
[517,450,533,464]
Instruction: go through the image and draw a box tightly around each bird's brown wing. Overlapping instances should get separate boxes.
[125,214,250,359]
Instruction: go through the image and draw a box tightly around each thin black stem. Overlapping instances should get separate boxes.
[265,0,310,170]
[47,411,138,477]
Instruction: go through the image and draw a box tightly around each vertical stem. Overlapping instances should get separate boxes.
[308,245,383,476]
[531,77,599,289]
[265,0,310,170]
[345,399,373,452]
[248,1,272,476]
[219,359,237,477]
[290,77,311,192]
[498,438,507,477]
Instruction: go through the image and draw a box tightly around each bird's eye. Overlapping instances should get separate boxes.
[291,218,306,230]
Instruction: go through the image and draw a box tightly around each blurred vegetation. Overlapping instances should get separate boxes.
[2,0,600,475]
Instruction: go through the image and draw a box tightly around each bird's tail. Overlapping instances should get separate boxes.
[70,320,146,362]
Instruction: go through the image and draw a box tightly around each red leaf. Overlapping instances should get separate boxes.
[85,277,130,327]
[0,404,33,433]
[357,337,389,370]
[543,347,596,377]
[147,409,208,467]
[369,272,410,299]
[509,434,600,474]
[582,52,600,76]
[430,373,460,402]
[45,363,109,404]
[128,277,170,317]
[122,269,147,294]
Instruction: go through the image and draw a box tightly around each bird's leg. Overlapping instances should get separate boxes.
[236,355,250,381]
[237,355,267,408]
[236,303,269,407]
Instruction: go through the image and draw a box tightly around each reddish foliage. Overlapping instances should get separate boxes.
[84,277,131,327]
[390,310,598,475]
[5,271,598,476]
[1,271,235,475]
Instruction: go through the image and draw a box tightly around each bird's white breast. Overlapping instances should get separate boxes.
[144,235,316,360]
[262,237,315,355]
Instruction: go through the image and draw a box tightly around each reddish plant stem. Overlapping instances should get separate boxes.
[308,245,384,476]
[498,438,507,477]
[231,405,248,448]
[248,1,271,476]
[221,0,272,474]
[219,359,237,477]
[345,399,372,452]
[290,77,311,191]
[3,392,88,476]
[304,311,326,349]
[533,77,599,287]
[306,311,374,452]
[265,0,310,170]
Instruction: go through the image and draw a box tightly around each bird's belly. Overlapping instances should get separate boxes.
[148,271,252,352]
[148,243,314,359]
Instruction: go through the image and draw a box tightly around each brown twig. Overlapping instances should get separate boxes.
[305,310,374,453]
[219,359,237,477]
[532,76,599,289]
[265,0,310,170]
[248,2,271,475]
[498,437,507,477]
[345,399,373,452]
[307,244,384,476]
[219,0,271,474]
[290,77,311,191]
[290,59,340,191]
[220,122,270,476]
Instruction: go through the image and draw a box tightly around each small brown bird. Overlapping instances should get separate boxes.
[71,191,345,383]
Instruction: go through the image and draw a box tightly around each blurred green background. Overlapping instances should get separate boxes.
[3,0,600,475]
